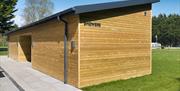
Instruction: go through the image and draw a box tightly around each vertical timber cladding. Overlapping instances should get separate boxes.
[79,4,152,87]
[31,15,79,87]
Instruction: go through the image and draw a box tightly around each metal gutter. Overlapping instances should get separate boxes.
[57,16,68,84]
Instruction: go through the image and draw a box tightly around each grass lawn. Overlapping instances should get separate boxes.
[0,46,8,55]
[0,46,7,48]
[82,49,180,91]
[0,51,7,55]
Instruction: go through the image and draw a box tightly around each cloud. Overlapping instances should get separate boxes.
[13,15,25,27]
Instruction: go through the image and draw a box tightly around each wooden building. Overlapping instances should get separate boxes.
[6,0,159,88]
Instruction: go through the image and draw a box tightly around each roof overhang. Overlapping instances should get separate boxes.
[74,0,160,14]
[6,0,160,35]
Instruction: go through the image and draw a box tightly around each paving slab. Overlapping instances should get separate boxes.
[0,56,81,91]
[0,69,19,91]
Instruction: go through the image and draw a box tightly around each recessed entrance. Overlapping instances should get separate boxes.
[19,35,32,62]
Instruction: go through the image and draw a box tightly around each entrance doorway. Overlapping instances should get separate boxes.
[19,35,32,62]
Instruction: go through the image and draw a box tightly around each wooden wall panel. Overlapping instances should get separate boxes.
[31,15,79,87]
[8,15,79,87]
[8,35,18,60]
[8,4,152,88]
[66,15,79,87]
[8,29,32,62]
[31,19,65,82]
[79,4,152,87]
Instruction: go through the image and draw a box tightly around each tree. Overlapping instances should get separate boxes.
[152,14,180,47]
[23,0,54,24]
[0,0,18,34]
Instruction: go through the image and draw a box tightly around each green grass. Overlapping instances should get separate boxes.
[0,51,7,55]
[0,46,8,55]
[82,49,180,91]
[0,46,7,48]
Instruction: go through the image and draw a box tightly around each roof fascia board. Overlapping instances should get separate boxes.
[74,0,160,14]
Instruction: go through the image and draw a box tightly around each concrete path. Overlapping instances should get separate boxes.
[0,68,19,91]
[0,56,81,91]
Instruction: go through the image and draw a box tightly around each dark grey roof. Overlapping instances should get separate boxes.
[6,0,159,35]
[74,0,159,14]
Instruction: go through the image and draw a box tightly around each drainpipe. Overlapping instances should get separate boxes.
[57,16,68,84]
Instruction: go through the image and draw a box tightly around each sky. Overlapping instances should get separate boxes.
[14,0,180,26]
